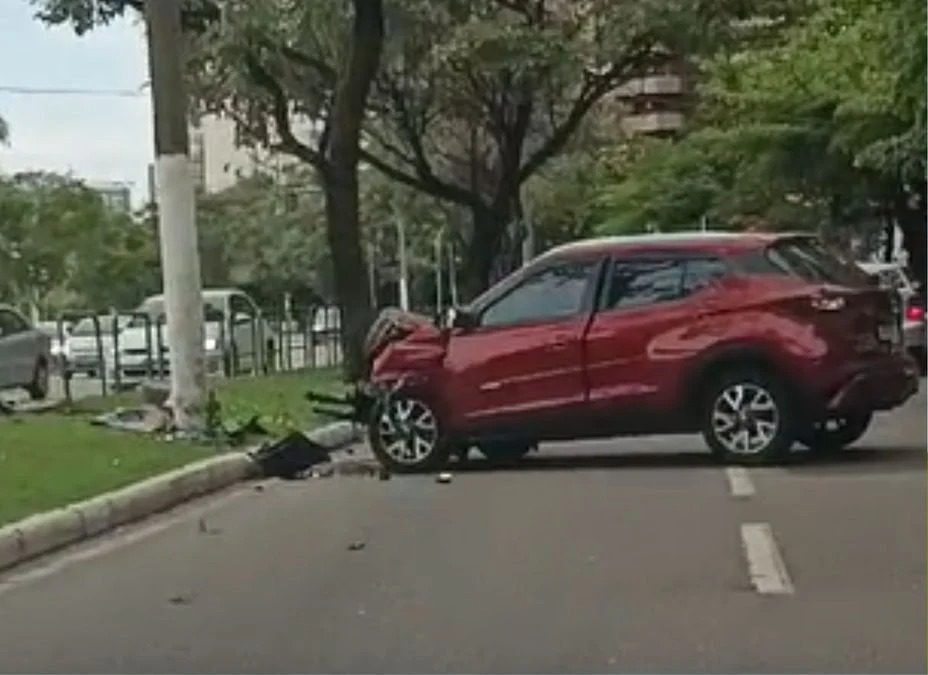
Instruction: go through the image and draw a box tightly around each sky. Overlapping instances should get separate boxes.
[0,1,153,206]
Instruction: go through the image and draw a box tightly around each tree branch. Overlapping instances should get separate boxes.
[359,148,482,209]
[242,51,326,172]
[518,45,656,183]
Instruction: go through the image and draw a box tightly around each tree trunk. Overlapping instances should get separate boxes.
[460,205,510,301]
[322,170,372,380]
[322,0,384,381]
[896,181,927,286]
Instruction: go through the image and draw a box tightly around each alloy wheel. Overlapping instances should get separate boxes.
[711,382,780,456]
[377,397,439,466]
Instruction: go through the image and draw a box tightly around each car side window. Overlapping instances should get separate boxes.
[480,261,597,328]
[603,259,685,311]
[0,309,28,337]
[682,258,728,295]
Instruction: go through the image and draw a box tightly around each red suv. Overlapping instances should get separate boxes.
[363,233,919,470]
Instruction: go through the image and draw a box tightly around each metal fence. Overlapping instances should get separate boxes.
[49,305,343,403]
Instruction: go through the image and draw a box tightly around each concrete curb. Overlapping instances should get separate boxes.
[0,421,361,573]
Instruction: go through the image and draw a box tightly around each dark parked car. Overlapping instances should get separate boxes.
[362,233,919,471]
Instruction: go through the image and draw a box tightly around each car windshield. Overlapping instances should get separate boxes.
[766,238,870,287]
[129,298,227,327]
[71,316,117,336]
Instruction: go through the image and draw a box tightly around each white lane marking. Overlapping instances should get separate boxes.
[726,467,755,498]
[0,486,250,597]
[740,522,794,595]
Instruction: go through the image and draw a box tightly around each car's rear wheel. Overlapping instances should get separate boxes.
[369,394,449,473]
[477,440,534,463]
[799,412,872,452]
[28,359,49,401]
[702,370,794,465]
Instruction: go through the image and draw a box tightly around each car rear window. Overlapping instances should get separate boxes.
[737,238,869,287]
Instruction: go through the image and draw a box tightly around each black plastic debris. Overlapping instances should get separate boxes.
[378,467,391,481]
[347,541,366,551]
[252,432,331,480]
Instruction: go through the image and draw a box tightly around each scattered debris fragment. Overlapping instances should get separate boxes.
[196,517,222,535]
[251,432,331,480]
[91,405,170,434]
[168,593,194,605]
[347,541,366,551]
[378,467,391,481]
[436,472,453,484]
[253,484,265,492]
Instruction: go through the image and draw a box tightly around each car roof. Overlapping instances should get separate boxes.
[540,231,794,263]
[142,288,244,304]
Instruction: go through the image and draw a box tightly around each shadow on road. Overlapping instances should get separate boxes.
[452,445,926,474]
[456,450,715,473]
[781,445,927,474]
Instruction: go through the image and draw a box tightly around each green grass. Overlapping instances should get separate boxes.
[0,368,344,526]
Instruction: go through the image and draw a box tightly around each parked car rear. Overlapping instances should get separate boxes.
[857,261,926,372]
[0,305,51,400]
[360,232,918,471]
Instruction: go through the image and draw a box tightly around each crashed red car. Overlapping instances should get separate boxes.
[362,233,919,472]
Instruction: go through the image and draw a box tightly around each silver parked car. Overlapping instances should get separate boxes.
[0,305,51,399]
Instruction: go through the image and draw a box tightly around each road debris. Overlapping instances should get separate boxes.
[253,483,265,492]
[168,593,194,605]
[347,541,366,551]
[91,405,170,434]
[436,472,453,484]
[378,467,391,481]
[251,432,331,480]
[198,517,222,536]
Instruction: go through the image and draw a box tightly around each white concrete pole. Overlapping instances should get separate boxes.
[145,0,206,430]
[434,229,444,316]
[395,202,410,311]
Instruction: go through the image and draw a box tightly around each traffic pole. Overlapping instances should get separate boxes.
[145,0,206,430]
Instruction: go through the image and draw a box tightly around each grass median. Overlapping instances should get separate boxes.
[0,368,345,526]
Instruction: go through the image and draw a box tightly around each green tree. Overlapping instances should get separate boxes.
[0,172,158,315]
[196,172,329,311]
[600,0,925,279]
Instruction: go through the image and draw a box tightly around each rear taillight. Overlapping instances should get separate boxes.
[905,304,924,322]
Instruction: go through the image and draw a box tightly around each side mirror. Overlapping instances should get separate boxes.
[446,307,477,330]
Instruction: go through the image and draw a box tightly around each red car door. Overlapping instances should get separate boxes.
[586,256,728,415]
[443,259,601,432]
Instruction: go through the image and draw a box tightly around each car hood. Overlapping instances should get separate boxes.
[363,308,442,365]
[119,322,222,349]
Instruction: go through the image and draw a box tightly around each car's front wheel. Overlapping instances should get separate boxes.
[799,412,872,452]
[369,394,449,472]
[27,359,49,401]
[702,370,794,464]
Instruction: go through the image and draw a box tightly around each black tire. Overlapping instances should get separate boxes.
[476,441,534,463]
[27,359,49,401]
[369,393,450,473]
[910,346,927,376]
[701,369,795,465]
[799,412,872,453]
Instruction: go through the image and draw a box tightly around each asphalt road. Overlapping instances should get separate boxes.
[0,391,924,673]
